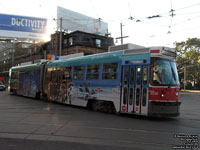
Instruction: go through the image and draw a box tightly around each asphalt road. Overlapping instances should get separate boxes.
[0,91,199,150]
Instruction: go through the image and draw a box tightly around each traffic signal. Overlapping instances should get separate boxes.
[47,55,52,60]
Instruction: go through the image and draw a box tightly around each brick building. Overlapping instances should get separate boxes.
[50,30,114,56]
[15,42,50,65]
[15,30,114,63]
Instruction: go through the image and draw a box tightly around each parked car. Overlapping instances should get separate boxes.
[0,82,6,91]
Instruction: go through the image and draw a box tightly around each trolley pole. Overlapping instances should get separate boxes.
[59,17,62,57]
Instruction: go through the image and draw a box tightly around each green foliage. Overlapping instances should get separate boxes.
[175,38,200,90]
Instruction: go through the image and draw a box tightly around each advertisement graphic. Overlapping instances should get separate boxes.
[0,13,47,39]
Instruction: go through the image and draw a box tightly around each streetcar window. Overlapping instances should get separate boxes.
[129,88,134,105]
[73,66,84,80]
[124,67,129,84]
[57,70,63,82]
[103,63,118,72]
[86,64,99,80]
[51,71,57,82]
[63,67,72,80]
[130,68,134,84]
[137,67,141,84]
[136,88,140,106]
[29,70,35,80]
[142,88,147,106]
[25,71,29,79]
[102,73,117,80]
[150,58,179,86]
[11,71,16,79]
[46,69,51,81]
[143,67,148,85]
[102,62,118,80]
[123,66,129,105]
[123,87,127,105]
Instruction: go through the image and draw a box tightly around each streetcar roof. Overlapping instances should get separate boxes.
[9,46,176,70]
[10,63,40,71]
[46,50,151,68]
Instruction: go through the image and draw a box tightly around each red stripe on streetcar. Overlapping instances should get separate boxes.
[150,50,160,53]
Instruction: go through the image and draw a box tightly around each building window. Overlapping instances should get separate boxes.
[96,39,101,47]
[52,39,56,48]
[64,39,68,45]
[69,37,73,46]
[84,38,90,44]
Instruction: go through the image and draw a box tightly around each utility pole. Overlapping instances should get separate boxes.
[120,23,123,44]
[59,17,62,57]
[116,23,129,45]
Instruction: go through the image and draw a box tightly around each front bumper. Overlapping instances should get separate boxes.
[148,101,181,117]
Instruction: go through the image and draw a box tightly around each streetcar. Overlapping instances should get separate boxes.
[8,63,45,98]
[8,46,181,117]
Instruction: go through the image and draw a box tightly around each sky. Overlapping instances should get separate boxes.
[1,0,200,47]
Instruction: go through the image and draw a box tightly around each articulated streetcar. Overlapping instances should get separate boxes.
[8,46,181,117]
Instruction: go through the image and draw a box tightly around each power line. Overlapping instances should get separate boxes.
[171,15,200,27]
[144,2,200,21]
[176,2,200,11]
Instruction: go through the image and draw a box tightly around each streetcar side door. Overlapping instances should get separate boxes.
[121,65,149,115]
[121,65,135,113]
[134,66,149,115]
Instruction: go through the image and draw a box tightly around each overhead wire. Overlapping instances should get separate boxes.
[128,2,134,20]
[167,0,175,34]
[175,2,200,11]
[88,0,100,19]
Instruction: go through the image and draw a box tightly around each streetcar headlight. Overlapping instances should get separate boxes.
[161,93,164,97]
[176,92,179,96]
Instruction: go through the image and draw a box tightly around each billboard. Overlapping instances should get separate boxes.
[57,6,108,35]
[0,13,47,39]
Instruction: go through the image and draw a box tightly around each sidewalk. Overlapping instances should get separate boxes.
[181,90,200,95]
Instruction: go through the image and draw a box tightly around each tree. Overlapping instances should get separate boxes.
[175,38,200,89]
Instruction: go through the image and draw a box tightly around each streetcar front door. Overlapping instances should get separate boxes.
[121,65,149,115]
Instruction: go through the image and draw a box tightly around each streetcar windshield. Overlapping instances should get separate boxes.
[150,58,179,86]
